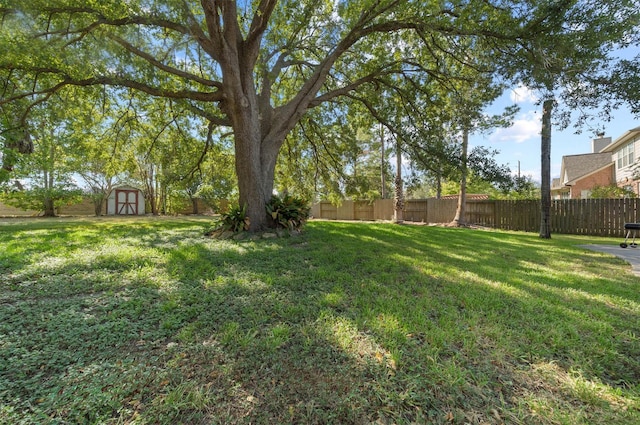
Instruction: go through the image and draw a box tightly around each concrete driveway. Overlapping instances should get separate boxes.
[580,244,640,276]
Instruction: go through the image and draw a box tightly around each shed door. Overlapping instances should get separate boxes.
[116,189,138,215]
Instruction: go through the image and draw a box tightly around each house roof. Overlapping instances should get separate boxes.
[551,178,566,191]
[601,126,640,152]
[560,152,613,186]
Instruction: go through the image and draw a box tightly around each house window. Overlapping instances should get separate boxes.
[617,142,634,169]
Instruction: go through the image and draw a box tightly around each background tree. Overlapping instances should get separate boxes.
[1,93,83,216]
[0,105,32,182]
[66,87,128,215]
[175,135,237,214]
[590,184,636,199]
[608,56,640,117]
[446,73,517,227]
[274,99,394,203]
[504,0,640,238]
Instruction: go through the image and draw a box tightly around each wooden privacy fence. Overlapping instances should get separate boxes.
[0,197,214,217]
[311,198,640,237]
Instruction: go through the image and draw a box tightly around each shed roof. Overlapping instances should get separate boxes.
[113,184,143,191]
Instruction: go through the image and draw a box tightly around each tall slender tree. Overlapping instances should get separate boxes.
[503,0,639,238]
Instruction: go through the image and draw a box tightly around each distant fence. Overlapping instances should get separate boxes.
[311,198,640,237]
[0,197,214,217]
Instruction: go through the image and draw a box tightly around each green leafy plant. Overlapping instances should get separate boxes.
[217,203,250,232]
[589,184,637,199]
[0,184,84,214]
[266,194,310,230]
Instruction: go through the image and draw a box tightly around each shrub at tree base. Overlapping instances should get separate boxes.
[213,204,251,234]
[207,195,310,238]
[266,195,310,231]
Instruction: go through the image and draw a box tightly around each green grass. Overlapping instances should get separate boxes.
[1,217,639,424]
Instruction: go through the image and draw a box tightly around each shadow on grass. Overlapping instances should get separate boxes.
[1,219,639,424]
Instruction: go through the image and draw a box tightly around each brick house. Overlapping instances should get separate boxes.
[600,126,640,194]
[551,135,615,199]
[552,127,640,199]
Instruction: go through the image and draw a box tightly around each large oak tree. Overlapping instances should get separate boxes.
[0,0,628,230]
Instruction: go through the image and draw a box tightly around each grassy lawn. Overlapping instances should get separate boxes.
[1,217,639,424]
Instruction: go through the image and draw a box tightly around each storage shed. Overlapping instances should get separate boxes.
[106,185,146,215]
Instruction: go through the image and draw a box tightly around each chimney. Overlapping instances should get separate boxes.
[592,133,611,153]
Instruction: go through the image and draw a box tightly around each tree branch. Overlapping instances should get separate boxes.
[245,0,278,65]
[183,102,231,126]
[108,34,223,89]
[37,6,193,37]
[0,70,224,105]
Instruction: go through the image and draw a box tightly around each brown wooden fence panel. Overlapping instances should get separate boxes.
[336,201,354,220]
[427,199,458,223]
[319,201,337,220]
[354,201,374,221]
[0,202,39,216]
[466,200,495,227]
[593,198,604,236]
[374,199,394,220]
[59,198,97,216]
[312,198,640,237]
[404,199,428,222]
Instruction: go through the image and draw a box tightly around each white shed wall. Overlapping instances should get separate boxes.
[106,187,145,215]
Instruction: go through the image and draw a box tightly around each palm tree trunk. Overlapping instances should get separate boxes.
[540,98,553,239]
[393,137,404,223]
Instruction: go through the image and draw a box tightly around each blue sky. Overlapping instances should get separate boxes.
[471,44,640,183]
[470,86,640,183]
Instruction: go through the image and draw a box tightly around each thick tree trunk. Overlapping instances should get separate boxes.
[231,102,285,231]
[191,197,199,215]
[42,198,56,216]
[539,99,553,239]
[218,41,279,231]
[213,1,342,231]
[236,144,280,230]
[450,128,469,227]
[93,194,104,216]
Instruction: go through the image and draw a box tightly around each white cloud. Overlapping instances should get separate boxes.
[509,84,539,104]
[490,111,541,143]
